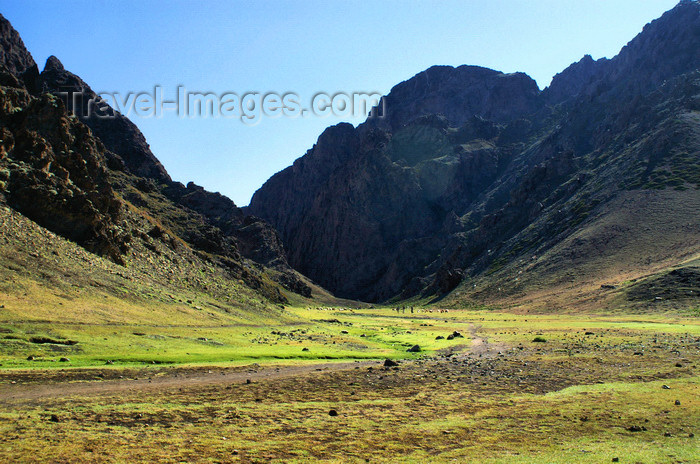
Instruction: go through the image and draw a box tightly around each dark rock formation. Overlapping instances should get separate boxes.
[250,1,700,302]
[157,180,309,295]
[34,51,305,291]
[0,87,126,263]
[543,55,609,104]
[545,0,700,103]
[0,17,126,262]
[39,55,171,182]
[374,65,540,131]
[249,67,545,300]
[0,13,310,299]
[0,14,39,92]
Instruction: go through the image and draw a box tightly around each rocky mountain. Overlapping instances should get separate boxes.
[372,65,541,131]
[0,15,38,92]
[38,55,170,182]
[0,13,311,309]
[249,0,700,307]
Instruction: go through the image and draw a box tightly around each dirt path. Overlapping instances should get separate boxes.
[0,360,378,404]
[468,324,490,355]
[0,325,504,404]
[440,323,507,358]
[431,322,508,359]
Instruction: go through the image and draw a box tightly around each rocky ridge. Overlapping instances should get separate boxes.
[0,13,311,301]
[249,1,700,303]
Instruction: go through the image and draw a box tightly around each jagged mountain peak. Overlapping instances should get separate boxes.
[546,0,700,104]
[375,64,540,131]
[0,23,174,184]
[43,55,65,73]
[37,56,171,182]
[380,65,539,129]
[0,13,39,92]
[609,0,700,82]
[0,13,312,303]
[544,55,609,104]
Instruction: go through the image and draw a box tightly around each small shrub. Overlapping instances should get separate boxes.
[29,336,78,345]
[532,336,547,343]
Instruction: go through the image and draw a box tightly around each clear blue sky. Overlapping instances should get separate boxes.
[2,0,678,206]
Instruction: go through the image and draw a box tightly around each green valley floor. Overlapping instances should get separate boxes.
[0,307,698,463]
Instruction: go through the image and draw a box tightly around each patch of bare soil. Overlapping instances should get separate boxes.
[0,361,375,404]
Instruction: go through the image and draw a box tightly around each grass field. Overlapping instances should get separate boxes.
[1,306,698,463]
[3,303,696,369]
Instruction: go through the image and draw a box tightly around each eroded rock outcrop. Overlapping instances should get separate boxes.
[39,55,171,182]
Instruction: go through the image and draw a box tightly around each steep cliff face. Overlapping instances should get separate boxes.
[250,1,700,303]
[0,84,126,263]
[38,55,171,182]
[374,65,541,131]
[0,14,310,301]
[0,14,38,92]
[249,67,542,300]
[250,113,525,300]
[543,55,609,104]
[247,123,360,246]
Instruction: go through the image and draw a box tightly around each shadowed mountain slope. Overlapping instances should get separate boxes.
[249,1,700,307]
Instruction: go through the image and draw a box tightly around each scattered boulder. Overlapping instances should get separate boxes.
[49,414,60,423]
[302,347,309,351]
[407,345,421,353]
[662,385,670,390]
[675,400,681,406]
[384,359,399,367]
[328,409,338,417]
[627,425,646,432]
[58,357,70,362]
[532,337,547,343]
[435,336,445,340]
